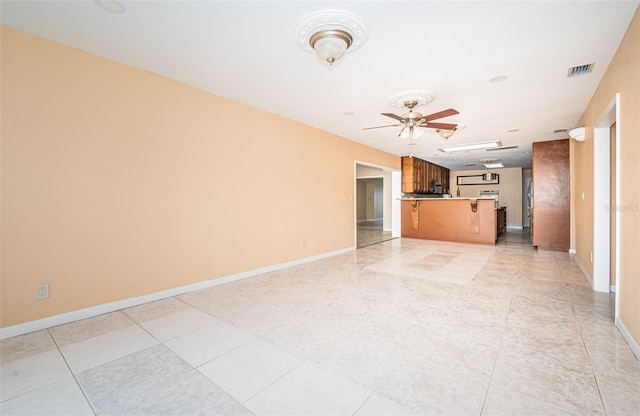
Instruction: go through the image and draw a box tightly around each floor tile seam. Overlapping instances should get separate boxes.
[350,391,376,416]
[49,310,137,348]
[479,298,513,416]
[121,296,194,325]
[188,335,256,371]
[569,303,609,415]
[45,327,98,416]
[175,368,254,414]
[240,359,363,410]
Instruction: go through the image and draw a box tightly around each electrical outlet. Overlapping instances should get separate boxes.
[36,283,49,300]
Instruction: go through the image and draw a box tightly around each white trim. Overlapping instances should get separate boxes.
[0,246,355,340]
[616,317,640,362]
[610,285,616,293]
[506,226,523,230]
[391,171,401,238]
[574,256,593,286]
[569,248,577,254]
[383,228,392,232]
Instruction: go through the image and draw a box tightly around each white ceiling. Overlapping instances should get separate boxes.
[2,1,638,171]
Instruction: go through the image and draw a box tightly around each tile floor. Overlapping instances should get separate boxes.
[357,223,395,248]
[2,231,640,415]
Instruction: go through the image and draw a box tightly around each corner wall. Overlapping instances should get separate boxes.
[573,8,640,347]
[0,27,400,328]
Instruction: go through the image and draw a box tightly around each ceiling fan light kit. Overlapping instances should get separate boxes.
[294,10,368,67]
[436,128,456,139]
[363,89,460,140]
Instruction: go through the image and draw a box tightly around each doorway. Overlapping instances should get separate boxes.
[355,162,400,248]
[592,94,620,319]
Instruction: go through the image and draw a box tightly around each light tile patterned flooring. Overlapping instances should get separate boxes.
[2,231,640,415]
[357,223,395,248]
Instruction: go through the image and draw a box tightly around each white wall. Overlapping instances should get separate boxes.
[450,167,524,227]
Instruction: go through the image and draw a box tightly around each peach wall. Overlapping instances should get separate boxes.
[0,27,399,328]
[573,8,640,344]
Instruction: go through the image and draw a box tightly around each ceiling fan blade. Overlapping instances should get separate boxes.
[362,123,402,130]
[423,108,459,122]
[424,122,458,130]
[381,113,406,122]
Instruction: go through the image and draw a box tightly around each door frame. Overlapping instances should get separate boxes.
[354,161,401,246]
[592,93,620,319]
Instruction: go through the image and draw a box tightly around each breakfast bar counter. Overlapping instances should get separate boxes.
[400,197,497,245]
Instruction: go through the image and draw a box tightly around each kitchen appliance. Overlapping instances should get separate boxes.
[480,190,499,208]
[431,180,443,194]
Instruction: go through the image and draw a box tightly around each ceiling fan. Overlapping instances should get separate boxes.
[363,100,459,139]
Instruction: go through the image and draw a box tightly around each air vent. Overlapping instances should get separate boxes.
[464,163,476,167]
[486,146,519,152]
[553,128,568,134]
[567,63,594,78]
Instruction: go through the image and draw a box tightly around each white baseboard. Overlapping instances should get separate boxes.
[506,226,523,230]
[574,256,593,286]
[0,246,356,340]
[616,317,640,362]
[610,285,616,293]
[569,248,577,254]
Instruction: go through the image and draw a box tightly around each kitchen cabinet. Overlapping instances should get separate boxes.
[402,156,450,194]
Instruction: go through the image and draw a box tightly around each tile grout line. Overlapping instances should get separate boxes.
[46,327,98,416]
[478,297,512,416]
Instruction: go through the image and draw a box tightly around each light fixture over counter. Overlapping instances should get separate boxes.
[294,10,368,67]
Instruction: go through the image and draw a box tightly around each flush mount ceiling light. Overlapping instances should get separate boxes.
[96,0,127,14]
[438,140,502,153]
[294,10,368,67]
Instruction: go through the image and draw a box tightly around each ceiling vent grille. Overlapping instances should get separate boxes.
[486,145,519,152]
[464,163,476,167]
[567,63,594,78]
[553,128,568,134]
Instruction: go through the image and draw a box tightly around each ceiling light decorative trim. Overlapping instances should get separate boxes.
[96,0,127,14]
[294,10,368,55]
[387,89,435,108]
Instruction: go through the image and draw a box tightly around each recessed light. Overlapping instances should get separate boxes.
[439,141,502,153]
[96,0,127,14]
[489,75,508,83]
[342,111,355,116]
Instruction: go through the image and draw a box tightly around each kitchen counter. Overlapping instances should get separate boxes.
[401,198,497,245]
[399,197,497,201]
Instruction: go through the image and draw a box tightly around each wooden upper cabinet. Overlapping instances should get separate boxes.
[532,139,570,251]
[401,156,450,194]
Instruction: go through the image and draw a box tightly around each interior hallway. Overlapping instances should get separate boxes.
[2,230,639,415]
